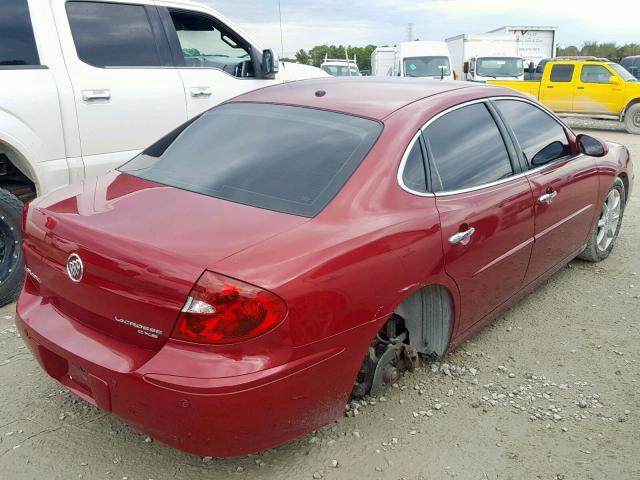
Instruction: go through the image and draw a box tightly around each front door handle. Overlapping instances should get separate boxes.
[538,191,558,204]
[448,227,476,245]
[190,86,212,97]
[577,86,585,90]
[82,89,111,101]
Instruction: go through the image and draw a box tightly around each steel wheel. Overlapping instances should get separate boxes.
[596,189,621,251]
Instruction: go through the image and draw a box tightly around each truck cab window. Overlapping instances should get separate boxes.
[549,64,575,82]
[169,10,253,77]
[580,65,613,84]
[1,0,40,66]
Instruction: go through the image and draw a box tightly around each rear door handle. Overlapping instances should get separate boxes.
[448,227,476,245]
[538,191,558,204]
[190,86,212,97]
[546,85,554,89]
[82,89,111,101]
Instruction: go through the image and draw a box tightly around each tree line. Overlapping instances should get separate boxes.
[284,41,640,71]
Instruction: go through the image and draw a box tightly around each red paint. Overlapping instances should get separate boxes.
[16,79,633,457]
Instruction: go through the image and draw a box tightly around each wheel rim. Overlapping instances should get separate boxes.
[633,111,640,129]
[596,189,621,251]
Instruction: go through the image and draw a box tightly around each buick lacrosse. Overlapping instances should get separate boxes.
[17,78,633,456]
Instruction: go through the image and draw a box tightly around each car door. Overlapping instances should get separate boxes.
[424,101,535,334]
[493,99,600,284]
[539,63,575,112]
[53,0,188,179]
[574,64,626,115]
[156,3,277,118]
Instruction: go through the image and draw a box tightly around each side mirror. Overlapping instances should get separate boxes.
[262,49,279,79]
[463,62,469,74]
[576,134,608,157]
[531,141,566,166]
[609,75,620,84]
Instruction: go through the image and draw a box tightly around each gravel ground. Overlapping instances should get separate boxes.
[0,126,638,480]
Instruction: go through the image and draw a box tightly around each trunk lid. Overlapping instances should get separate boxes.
[22,172,307,350]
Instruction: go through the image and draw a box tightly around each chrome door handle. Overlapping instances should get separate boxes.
[448,227,476,245]
[538,191,558,204]
[82,89,111,101]
[190,86,212,97]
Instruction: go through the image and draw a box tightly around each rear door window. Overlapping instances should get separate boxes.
[549,64,575,82]
[119,103,382,217]
[66,1,168,67]
[494,100,572,168]
[423,103,513,192]
[0,0,40,67]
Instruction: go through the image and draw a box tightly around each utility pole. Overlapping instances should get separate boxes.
[407,22,414,42]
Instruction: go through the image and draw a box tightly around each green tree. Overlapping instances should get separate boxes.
[294,49,310,65]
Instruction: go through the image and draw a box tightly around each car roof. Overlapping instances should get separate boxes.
[231,77,489,120]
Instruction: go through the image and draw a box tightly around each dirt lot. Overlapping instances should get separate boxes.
[1,123,638,480]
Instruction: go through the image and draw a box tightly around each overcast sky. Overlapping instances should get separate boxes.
[202,0,638,57]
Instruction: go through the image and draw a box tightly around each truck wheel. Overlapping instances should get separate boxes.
[624,104,640,134]
[0,188,24,306]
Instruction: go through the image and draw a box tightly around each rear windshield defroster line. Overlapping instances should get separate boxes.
[119,102,383,217]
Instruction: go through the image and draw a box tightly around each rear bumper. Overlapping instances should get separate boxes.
[16,288,376,457]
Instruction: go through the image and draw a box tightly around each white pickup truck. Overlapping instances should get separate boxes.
[0,0,327,304]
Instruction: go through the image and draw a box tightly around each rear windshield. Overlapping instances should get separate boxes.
[119,103,382,217]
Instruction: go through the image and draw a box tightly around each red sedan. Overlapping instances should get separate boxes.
[17,78,633,457]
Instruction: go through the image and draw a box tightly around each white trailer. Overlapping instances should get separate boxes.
[371,47,396,76]
[486,26,557,68]
[445,34,524,82]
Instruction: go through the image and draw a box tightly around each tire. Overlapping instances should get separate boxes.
[578,178,626,262]
[0,188,24,306]
[624,104,640,135]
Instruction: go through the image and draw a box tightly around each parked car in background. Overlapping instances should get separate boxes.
[18,77,633,457]
[488,59,640,133]
[621,56,640,79]
[0,0,327,306]
[320,53,361,76]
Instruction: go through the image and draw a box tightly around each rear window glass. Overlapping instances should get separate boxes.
[0,0,40,66]
[119,103,382,217]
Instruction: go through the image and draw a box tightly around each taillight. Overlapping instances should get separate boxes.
[171,271,287,344]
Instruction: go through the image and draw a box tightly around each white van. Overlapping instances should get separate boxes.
[395,41,455,80]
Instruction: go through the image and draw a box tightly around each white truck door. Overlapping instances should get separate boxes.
[51,0,187,179]
[155,3,278,118]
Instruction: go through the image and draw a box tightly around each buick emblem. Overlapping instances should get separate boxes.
[66,253,84,283]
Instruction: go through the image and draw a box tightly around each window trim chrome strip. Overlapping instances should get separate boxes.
[396,95,582,198]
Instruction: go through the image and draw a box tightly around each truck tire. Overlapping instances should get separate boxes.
[578,178,625,262]
[624,104,640,134]
[0,188,24,306]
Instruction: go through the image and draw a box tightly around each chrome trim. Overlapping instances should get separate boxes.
[448,227,476,245]
[396,95,585,198]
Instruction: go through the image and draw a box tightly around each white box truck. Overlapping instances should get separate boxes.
[371,41,454,80]
[371,47,396,77]
[486,26,557,68]
[446,34,524,82]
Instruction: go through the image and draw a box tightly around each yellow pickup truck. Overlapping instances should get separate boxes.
[488,60,640,134]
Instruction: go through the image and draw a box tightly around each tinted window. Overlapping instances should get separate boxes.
[403,57,451,77]
[424,103,512,192]
[549,64,574,82]
[0,0,39,66]
[580,65,612,84]
[119,103,382,217]
[495,100,571,168]
[402,139,427,192]
[67,2,162,67]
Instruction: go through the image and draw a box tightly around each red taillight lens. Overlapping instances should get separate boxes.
[171,271,287,344]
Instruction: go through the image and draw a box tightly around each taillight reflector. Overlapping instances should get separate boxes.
[171,271,287,344]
